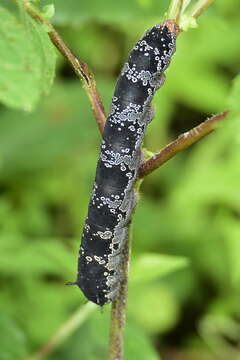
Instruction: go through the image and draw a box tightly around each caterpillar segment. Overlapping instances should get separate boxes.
[71,20,178,305]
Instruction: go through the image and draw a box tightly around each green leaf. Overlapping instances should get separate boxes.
[128,283,179,334]
[130,253,189,283]
[42,4,55,19]
[199,313,240,358]
[0,80,109,178]
[0,6,56,111]
[0,314,27,360]
[0,0,19,15]
[0,235,75,278]
[125,321,160,360]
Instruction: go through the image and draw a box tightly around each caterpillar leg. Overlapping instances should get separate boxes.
[145,104,155,124]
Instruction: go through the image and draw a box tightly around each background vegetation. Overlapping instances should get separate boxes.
[0,0,240,359]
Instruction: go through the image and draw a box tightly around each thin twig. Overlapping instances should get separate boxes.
[27,302,97,360]
[20,0,106,133]
[138,111,229,178]
[168,0,184,22]
[108,225,132,360]
[181,0,192,14]
[189,0,215,19]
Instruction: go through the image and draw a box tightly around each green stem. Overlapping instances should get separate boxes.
[190,0,215,19]
[181,0,192,14]
[27,302,97,360]
[167,0,184,22]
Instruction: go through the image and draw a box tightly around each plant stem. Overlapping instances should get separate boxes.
[108,225,132,360]
[189,0,215,19]
[27,302,97,360]
[20,0,106,133]
[138,111,229,178]
[168,0,184,22]
[181,0,192,14]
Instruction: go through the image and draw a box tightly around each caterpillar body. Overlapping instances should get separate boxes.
[72,20,178,306]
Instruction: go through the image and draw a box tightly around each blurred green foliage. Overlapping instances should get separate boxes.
[0,0,240,359]
[0,5,56,111]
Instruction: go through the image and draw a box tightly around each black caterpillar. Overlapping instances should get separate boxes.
[70,20,178,306]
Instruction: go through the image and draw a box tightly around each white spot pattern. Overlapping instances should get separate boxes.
[76,21,177,306]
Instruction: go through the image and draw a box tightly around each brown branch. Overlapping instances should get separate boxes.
[138,111,229,178]
[108,225,132,360]
[21,0,106,133]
